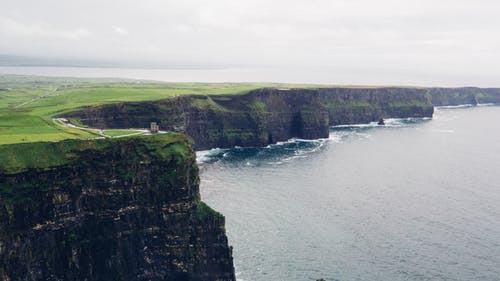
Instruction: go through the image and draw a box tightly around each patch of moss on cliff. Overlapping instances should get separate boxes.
[223,129,257,141]
[248,101,267,112]
[0,182,39,207]
[325,101,376,111]
[387,100,431,108]
[190,97,230,112]
[69,118,87,128]
[385,100,434,117]
[195,201,225,223]
[325,102,379,118]
[0,133,190,174]
[203,127,262,147]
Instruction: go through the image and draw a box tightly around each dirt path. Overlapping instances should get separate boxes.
[53,118,165,138]
[13,87,59,109]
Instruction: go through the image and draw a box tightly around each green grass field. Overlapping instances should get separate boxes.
[103,129,142,137]
[0,74,318,145]
[0,132,189,174]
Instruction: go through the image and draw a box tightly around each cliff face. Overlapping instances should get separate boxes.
[315,88,433,125]
[64,87,433,150]
[0,134,235,281]
[429,87,500,106]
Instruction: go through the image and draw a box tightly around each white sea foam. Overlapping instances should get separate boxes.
[328,133,344,143]
[331,117,431,130]
[264,137,328,150]
[332,122,379,128]
[330,117,432,130]
[235,271,245,281]
[196,148,228,163]
[328,117,431,144]
[435,103,499,109]
[436,104,475,109]
[261,137,329,163]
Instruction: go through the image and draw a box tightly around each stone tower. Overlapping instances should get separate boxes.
[150,122,159,133]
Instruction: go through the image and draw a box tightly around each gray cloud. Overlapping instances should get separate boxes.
[1,0,499,86]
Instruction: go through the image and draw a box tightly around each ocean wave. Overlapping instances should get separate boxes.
[477,103,496,107]
[258,137,329,165]
[273,137,328,145]
[435,104,475,109]
[328,117,431,144]
[332,121,379,129]
[384,117,432,127]
[436,103,498,109]
[196,148,228,163]
[333,118,430,130]
[329,130,373,144]
[331,117,431,130]
[196,137,328,165]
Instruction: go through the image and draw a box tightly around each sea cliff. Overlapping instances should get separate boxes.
[64,87,434,150]
[0,134,235,281]
[429,87,500,106]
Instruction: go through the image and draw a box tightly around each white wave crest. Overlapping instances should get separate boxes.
[435,104,475,109]
[477,103,495,107]
[196,148,228,163]
[331,117,431,129]
[332,122,379,129]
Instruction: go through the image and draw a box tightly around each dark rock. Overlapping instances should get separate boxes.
[0,134,235,281]
[428,87,500,106]
[378,118,385,125]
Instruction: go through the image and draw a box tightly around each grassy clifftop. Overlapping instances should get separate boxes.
[0,132,190,174]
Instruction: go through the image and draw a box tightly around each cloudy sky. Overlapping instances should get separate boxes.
[1,0,499,86]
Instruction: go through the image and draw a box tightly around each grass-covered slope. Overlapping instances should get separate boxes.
[0,132,189,174]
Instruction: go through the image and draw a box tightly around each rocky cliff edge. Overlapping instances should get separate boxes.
[0,134,235,281]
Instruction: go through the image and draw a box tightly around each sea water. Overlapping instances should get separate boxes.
[198,106,500,281]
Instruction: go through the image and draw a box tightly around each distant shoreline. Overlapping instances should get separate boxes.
[1,66,497,88]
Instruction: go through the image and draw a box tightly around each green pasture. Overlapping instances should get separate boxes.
[103,130,142,137]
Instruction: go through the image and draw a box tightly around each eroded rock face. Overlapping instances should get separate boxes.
[429,87,500,106]
[0,135,235,281]
[64,87,434,150]
[315,88,434,125]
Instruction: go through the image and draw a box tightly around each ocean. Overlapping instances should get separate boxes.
[198,105,500,281]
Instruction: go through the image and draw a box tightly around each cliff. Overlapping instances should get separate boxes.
[429,87,500,106]
[64,87,434,150]
[0,134,235,281]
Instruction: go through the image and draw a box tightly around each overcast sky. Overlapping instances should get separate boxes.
[1,0,500,86]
